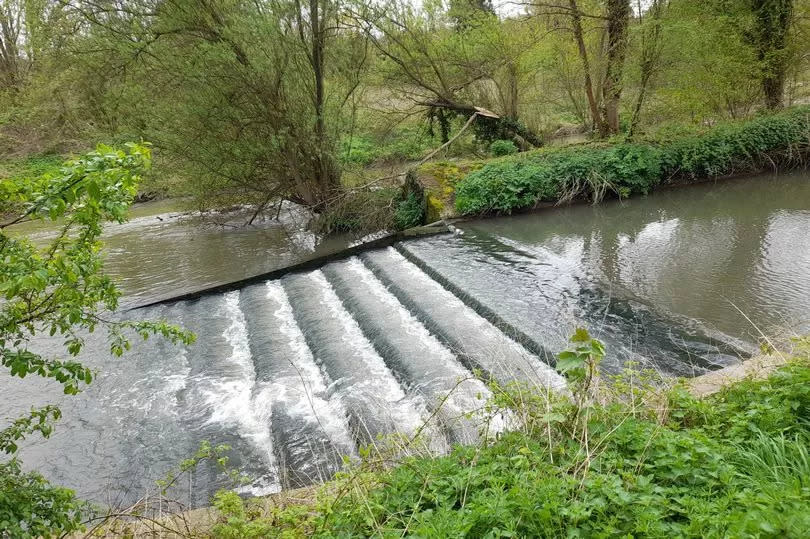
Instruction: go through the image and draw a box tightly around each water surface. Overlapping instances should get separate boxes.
[2,171,808,508]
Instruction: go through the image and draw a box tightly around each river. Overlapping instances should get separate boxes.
[2,171,809,508]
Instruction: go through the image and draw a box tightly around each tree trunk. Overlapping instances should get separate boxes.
[568,0,602,134]
[601,0,631,136]
[506,62,519,120]
[749,0,794,110]
[628,0,665,138]
[308,0,340,206]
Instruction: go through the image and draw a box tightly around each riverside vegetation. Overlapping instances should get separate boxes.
[454,106,810,214]
[3,0,810,536]
[1,147,809,537]
[89,331,810,538]
[2,0,810,229]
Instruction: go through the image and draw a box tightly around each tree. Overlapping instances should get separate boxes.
[601,0,631,134]
[628,0,667,136]
[0,0,26,92]
[58,0,368,212]
[0,144,194,536]
[530,0,631,136]
[746,0,794,109]
[353,0,542,147]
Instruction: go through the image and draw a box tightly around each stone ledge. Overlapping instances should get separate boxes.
[687,354,787,397]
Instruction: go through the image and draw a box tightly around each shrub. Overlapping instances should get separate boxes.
[394,192,425,229]
[0,460,85,538]
[490,139,518,157]
[455,106,810,214]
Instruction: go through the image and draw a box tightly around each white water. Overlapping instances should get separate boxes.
[343,257,505,436]
[263,281,356,457]
[308,271,438,443]
[199,292,280,495]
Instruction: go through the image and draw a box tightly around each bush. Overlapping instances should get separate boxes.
[489,139,518,157]
[0,459,85,538]
[394,192,425,229]
[455,106,810,214]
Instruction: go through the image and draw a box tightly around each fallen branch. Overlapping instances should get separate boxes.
[416,112,479,166]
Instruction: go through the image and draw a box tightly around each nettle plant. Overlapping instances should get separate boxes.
[0,144,194,537]
[556,328,604,401]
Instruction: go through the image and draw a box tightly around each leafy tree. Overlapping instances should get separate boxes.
[0,143,194,537]
[54,0,369,213]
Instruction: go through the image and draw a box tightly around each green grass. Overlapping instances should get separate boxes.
[0,154,65,183]
[455,106,810,215]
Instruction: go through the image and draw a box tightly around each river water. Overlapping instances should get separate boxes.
[2,171,809,508]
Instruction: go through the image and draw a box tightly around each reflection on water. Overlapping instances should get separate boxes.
[460,170,810,344]
[12,199,352,305]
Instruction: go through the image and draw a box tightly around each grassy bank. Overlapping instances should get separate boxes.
[454,107,810,215]
[107,334,809,538]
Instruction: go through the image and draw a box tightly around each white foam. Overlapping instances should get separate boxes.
[308,271,428,435]
[201,292,278,491]
[343,258,502,434]
[264,281,356,455]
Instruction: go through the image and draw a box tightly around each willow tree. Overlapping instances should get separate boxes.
[63,0,366,212]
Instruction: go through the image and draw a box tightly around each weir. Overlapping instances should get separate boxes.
[116,225,754,497]
[9,172,807,508]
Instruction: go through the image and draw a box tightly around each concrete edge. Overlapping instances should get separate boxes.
[686,354,787,397]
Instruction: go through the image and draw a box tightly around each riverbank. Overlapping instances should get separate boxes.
[418,106,810,219]
[84,343,810,538]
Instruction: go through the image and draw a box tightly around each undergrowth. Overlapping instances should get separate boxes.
[455,106,810,214]
[200,333,810,538]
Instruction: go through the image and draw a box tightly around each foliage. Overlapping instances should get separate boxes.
[456,106,810,214]
[393,169,427,230]
[0,459,85,538]
[489,139,518,156]
[223,340,810,538]
[2,0,810,210]
[211,491,275,539]
[393,192,425,229]
[0,145,195,537]
[340,127,436,167]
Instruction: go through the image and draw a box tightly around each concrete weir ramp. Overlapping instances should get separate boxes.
[132,232,750,493]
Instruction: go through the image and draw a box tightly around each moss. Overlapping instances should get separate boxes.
[417,160,485,218]
[425,194,444,222]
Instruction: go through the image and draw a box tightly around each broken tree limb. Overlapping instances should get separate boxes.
[417,112,480,165]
